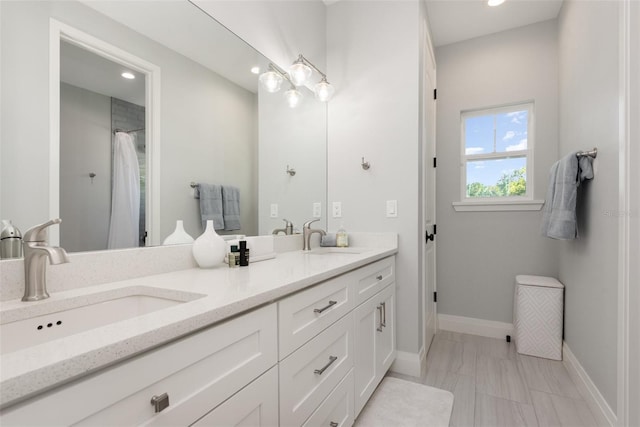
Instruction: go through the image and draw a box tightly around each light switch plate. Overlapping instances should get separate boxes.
[386,200,398,217]
[313,202,322,218]
[332,201,342,218]
[270,203,278,218]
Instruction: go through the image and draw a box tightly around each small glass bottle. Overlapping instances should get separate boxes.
[228,245,240,268]
[336,224,349,248]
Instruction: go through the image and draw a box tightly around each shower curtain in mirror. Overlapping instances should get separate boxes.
[107,132,140,249]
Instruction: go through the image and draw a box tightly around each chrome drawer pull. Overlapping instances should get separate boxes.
[314,355,338,375]
[377,304,384,332]
[330,422,339,427]
[381,301,387,328]
[314,300,337,314]
[376,275,383,280]
[150,393,170,413]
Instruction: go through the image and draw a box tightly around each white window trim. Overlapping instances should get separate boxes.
[456,102,536,211]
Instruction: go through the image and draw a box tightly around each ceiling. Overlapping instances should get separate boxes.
[425,0,564,47]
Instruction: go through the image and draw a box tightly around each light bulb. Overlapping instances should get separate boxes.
[284,88,303,108]
[259,71,283,93]
[121,72,135,79]
[289,61,312,86]
[314,79,335,102]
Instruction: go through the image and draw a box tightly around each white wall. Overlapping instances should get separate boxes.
[327,0,424,355]
[258,88,327,235]
[59,83,111,252]
[434,20,560,323]
[557,0,620,411]
[192,0,327,72]
[0,1,258,243]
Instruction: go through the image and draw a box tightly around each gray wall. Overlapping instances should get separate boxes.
[327,0,425,355]
[557,0,620,411]
[59,83,111,252]
[435,20,560,323]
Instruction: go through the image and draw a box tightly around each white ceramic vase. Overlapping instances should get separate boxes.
[163,220,194,245]
[192,220,226,268]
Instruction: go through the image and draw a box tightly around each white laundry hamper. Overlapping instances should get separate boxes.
[514,275,564,360]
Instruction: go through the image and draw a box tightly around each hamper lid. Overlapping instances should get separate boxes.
[516,275,564,289]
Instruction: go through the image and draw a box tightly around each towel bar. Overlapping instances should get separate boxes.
[576,148,597,159]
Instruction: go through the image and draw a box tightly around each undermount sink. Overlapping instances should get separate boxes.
[0,286,205,355]
[306,247,365,255]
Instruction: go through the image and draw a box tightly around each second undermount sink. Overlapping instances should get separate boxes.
[0,286,205,355]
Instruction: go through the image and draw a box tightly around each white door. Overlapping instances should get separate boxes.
[421,22,437,356]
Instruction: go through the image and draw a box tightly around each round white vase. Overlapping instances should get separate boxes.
[163,220,194,245]
[192,220,226,268]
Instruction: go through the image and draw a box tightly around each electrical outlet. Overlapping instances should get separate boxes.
[313,202,322,218]
[386,200,398,217]
[332,201,342,218]
[270,203,278,218]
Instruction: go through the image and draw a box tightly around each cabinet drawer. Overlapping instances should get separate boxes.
[279,273,354,358]
[0,304,277,427]
[302,368,354,427]
[191,366,278,427]
[279,312,354,427]
[353,256,395,306]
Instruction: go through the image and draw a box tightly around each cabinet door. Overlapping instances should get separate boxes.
[376,283,396,376]
[191,366,278,427]
[353,293,380,416]
[353,283,396,417]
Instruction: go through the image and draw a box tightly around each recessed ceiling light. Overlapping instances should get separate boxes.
[488,0,505,6]
[251,66,260,74]
[121,72,135,79]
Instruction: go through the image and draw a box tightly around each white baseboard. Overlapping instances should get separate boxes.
[437,314,514,340]
[390,346,426,378]
[562,342,616,427]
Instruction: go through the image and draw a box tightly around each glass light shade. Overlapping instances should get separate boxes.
[284,88,303,108]
[259,71,283,93]
[314,80,335,102]
[289,62,312,86]
[487,0,505,6]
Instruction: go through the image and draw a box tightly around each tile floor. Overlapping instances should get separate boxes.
[387,331,601,427]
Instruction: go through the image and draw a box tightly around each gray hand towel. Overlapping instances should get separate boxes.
[195,184,224,231]
[540,152,594,240]
[222,185,241,231]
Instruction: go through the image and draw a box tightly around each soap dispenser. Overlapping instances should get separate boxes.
[336,224,349,248]
[1,220,23,259]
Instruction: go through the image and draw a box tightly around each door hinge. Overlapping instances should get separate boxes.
[433,291,437,303]
[433,157,437,168]
[433,224,436,235]
[433,88,437,100]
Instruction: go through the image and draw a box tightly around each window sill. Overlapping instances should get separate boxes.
[452,199,545,212]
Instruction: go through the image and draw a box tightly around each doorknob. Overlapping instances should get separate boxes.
[425,231,434,242]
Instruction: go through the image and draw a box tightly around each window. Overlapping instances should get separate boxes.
[460,102,534,203]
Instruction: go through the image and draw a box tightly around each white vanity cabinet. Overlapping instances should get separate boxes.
[0,304,278,427]
[278,255,396,426]
[353,282,396,416]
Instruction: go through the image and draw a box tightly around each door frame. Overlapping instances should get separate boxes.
[49,19,161,246]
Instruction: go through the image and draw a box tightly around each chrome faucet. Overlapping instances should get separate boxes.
[302,219,326,251]
[22,218,69,302]
[272,219,294,236]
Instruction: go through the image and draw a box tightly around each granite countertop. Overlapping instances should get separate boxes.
[0,243,397,408]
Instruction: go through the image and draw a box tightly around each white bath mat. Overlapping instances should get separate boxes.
[355,377,454,427]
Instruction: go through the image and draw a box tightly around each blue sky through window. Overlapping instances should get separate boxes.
[464,109,528,186]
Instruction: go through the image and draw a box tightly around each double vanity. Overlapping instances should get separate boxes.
[0,234,398,426]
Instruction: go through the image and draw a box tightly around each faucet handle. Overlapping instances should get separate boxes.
[303,218,320,229]
[23,218,62,243]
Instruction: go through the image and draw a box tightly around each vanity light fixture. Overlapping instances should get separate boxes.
[487,0,505,6]
[259,67,284,93]
[121,72,135,79]
[288,54,335,102]
[284,87,303,108]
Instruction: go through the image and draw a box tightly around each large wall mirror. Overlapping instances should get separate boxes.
[0,0,327,256]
